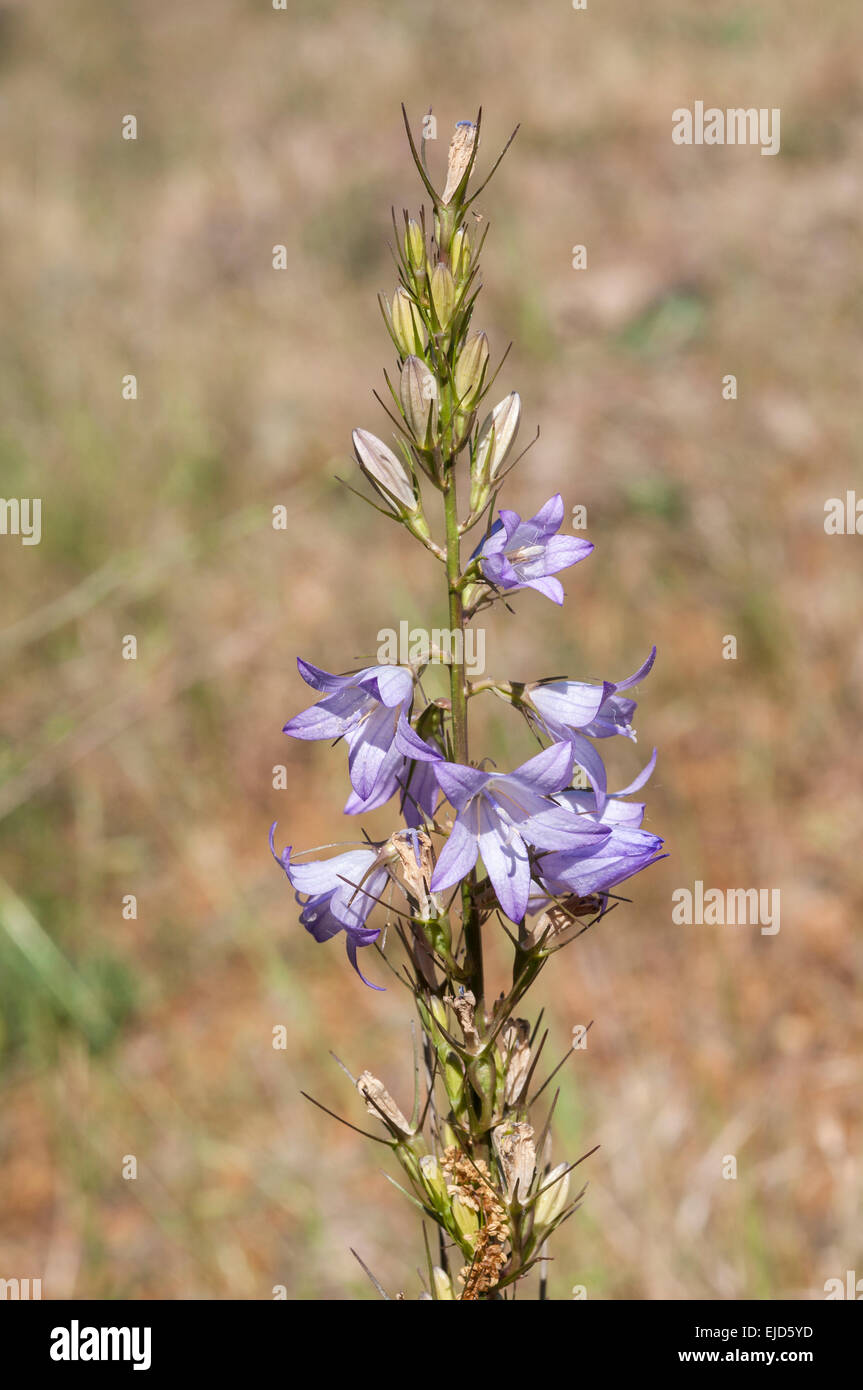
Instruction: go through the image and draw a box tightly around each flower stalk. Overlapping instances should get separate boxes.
[273,107,665,1298]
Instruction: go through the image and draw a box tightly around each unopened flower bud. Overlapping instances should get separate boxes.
[454,332,489,409]
[432,1266,455,1301]
[450,225,470,282]
[470,392,521,511]
[451,1193,480,1241]
[442,121,478,205]
[443,1055,465,1111]
[499,1017,531,1107]
[430,263,456,331]
[430,995,448,1032]
[493,1121,536,1205]
[419,1154,448,1207]
[352,429,417,512]
[357,1070,414,1140]
[391,287,426,357]
[404,219,425,274]
[534,1162,571,1229]
[400,355,438,444]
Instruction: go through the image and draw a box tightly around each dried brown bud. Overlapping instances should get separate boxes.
[492,1121,536,1204]
[499,1017,532,1107]
[522,894,602,950]
[389,828,434,899]
[448,987,481,1052]
[442,121,478,205]
[357,1071,414,1139]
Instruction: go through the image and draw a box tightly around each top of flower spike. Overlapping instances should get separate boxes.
[442,121,479,205]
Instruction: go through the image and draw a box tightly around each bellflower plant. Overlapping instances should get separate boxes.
[273,109,665,1300]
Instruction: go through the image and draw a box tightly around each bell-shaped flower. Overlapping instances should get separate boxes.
[472,494,593,605]
[343,747,440,828]
[531,751,665,900]
[269,825,391,989]
[525,647,657,811]
[426,741,611,923]
[282,660,415,805]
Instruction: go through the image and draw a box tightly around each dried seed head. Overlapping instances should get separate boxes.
[499,1017,532,1106]
[534,1161,571,1229]
[448,987,481,1052]
[357,1071,414,1139]
[389,828,434,899]
[442,1146,509,1298]
[352,429,417,512]
[522,893,602,950]
[400,354,439,444]
[493,1120,536,1204]
[454,331,489,410]
[391,287,426,357]
[442,121,478,205]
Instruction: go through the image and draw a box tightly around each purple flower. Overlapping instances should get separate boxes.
[283,660,414,807]
[427,741,611,923]
[472,494,593,605]
[269,824,388,989]
[344,717,442,827]
[531,751,665,901]
[525,646,657,810]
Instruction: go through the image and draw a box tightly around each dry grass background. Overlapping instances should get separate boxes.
[1,0,861,1299]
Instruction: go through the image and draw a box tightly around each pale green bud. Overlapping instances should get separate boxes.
[430,263,456,331]
[443,1055,465,1111]
[454,332,489,409]
[470,391,521,511]
[391,287,426,357]
[352,429,417,512]
[450,226,470,282]
[430,996,448,1031]
[451,1193,480,1242]
[432,1267,455,1301]
[419,1154,448,1207]
[534,1162,571,1229]
[404,219,425,274]
[400,355,439,444]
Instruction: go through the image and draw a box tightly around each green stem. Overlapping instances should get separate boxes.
[443,478,485,1022]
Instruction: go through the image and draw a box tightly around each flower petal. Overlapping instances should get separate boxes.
[477,800,531,922]
[430,807,480,892]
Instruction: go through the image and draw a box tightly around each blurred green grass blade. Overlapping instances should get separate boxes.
[0,877,111,1047]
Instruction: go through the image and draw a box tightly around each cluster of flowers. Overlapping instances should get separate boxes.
[272,579,662,988]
